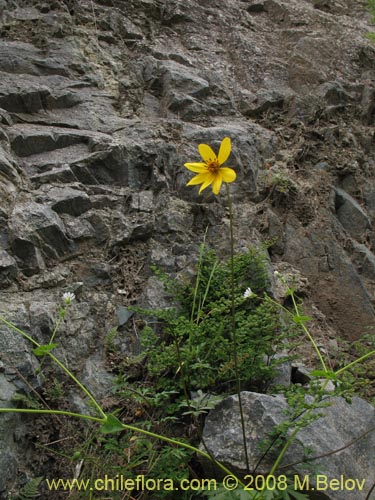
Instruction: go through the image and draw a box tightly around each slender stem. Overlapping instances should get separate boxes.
[39,309,65,370]
[226,184,250,473]
[173,334,191,407]
[0,315,246,487]
[191,227,209,324]
[119,421,245,485]
[335,349,375,376]
[47,352,106,419]
[268,378,330,476]
[268,425,302,475]
[196,259,218,323]
[0,315,106,419]
[289,292,328,372]
[49,314,64,347]
[0,315,40,347]
[0,407,243,485]
[0,408,103,423]
[264,293,328,372]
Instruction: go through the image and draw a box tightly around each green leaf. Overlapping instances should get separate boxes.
[310,370,337,380]
[33,344,58,356]
[292,315,312,324]
[100,414,124,434]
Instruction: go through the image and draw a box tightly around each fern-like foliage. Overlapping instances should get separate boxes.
[18,477,43,500]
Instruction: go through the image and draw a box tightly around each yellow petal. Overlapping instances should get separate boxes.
[212,171,223,195]
[184,162,207,173]
[199,177,215,193]
[186,172,212,186]
[217,137,231,165]
[220,167,236,183]
[198,143,217,163]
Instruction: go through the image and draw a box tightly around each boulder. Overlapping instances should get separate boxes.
[332,188,371,241]
[201,392,375,500]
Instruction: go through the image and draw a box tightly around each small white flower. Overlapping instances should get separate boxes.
[63,292,75,305]
[243,287,254,299]
[274,271,282,279]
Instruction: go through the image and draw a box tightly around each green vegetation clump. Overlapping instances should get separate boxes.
[130,249,291,397]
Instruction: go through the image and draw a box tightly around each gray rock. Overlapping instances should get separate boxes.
[80,353,115,401]
[0,41,44,75]
[0,146,21,184]
[201,392,375,500]
[157,59,210,99]
[360,84,375,124]
[0,249,17,287]
[283,224,375,339]
[11,239,46,277]
[29,164,78,187]
[131,191,154,213]
[143,58,233,119]
[36,186,92,216]
[108,208,154,247]
[81,211,111,244]
[9,200,72,260]
[363,182,375,215]
[0,434,19,492]
[243,0,267,12]
[351,241,375,280]
[63,216,96,240]
[117,305,134,327]
[156,197,193,234]
[316,81,352,105]
[143,57,207,101]
[266,208,285,254]
[0,372,28,494]
[332,188,371,241]
[269,354,292,387]
[0,302,40,388]
[8,123,111,158]
[239,87,294,117]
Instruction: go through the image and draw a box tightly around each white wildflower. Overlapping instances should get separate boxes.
[63,292,75,305]
[243,287,254,299]
[274,271,282,279]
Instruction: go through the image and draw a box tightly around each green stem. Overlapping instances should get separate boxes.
[268,378,330,477]
[0,408,243,486]
[268,425,302,476]
[119,421,245,484]
[264,294,328,372]
[0,408,104,423]
[335,349,375,376]
[0,316,246,488]
[47,352,106,419]
[226,184,250,473]
[39,309,64,370]
[191,227,209,324]
[289,292,328,373]
[173,334,191,407]
[0,315,106,419]
[49,315,63,347]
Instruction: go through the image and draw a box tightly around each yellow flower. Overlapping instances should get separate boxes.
[184,137,236,195]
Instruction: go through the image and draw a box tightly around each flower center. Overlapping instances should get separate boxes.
[206,160,220,173]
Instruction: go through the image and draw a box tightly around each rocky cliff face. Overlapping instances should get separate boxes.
[1,0,375,495]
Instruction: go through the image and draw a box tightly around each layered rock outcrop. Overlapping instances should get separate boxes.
[0,0,375,495]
